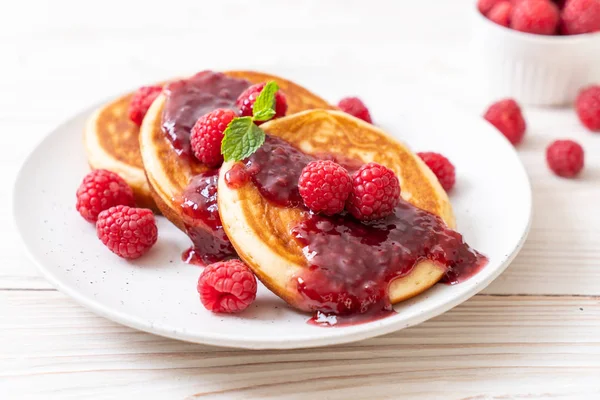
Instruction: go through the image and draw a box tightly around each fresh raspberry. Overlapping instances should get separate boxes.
[236,83,288,124]
[417,152,456,192]
[197,259,257,313]
[298,160,352,215]
[511,0,560,34]
[76,169,135,222]
[560,0,600,34]
[347,163,400,221]
[546,139,584,177]
[337,97,373,124]
[483,98,527,145]
[575,85,600,132]
[190,108,236,167]
[128,85,162,126]
[478,0,506,15]
[96,205,158,259]
[488,1,513,26]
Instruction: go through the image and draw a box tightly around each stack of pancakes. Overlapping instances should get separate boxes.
[84,70,455,312]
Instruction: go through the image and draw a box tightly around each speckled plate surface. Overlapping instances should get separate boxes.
[13,80,531,349]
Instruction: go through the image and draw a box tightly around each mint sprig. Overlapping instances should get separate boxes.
[221,117,265,162]
[252,81,279,121]
[221,81,279,162]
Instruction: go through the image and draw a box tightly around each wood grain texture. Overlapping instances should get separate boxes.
[1,291,600,399]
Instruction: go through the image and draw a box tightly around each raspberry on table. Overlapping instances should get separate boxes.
[298,160,352,216]
[417,152,456,192]
[96,205,158,259]
[190,108,236,167]
[575,85,600,132]
[560,0,600,34]
[484,98,527,145]
[511,0,560,34]
[488,1,513,27]
[76,169,135,222]
[546,139,584,177]
[337,97,373,124]
[478,0,507,15]
[236,83,288,124]
[347,163,400,221]
[197,259,257,313]
[128,85,162,126]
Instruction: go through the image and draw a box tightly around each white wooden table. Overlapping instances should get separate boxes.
[2,1,600,398]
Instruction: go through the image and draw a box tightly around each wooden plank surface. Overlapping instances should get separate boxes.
[2,291,600,399]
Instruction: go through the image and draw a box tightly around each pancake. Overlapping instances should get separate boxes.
[84,92,158,211]
[139,70,335,263]
[217,109,458,314]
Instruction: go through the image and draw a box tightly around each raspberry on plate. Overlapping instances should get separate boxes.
[417,152,456,192]
[575,85,600,132]
[76,169,135,222]
[197,259,257,313]
[128,85,162,126]
[236,83,288,124]
[511,0,560,34]
[478,0,506,15]
[347,163,400,221]
[337,97,373,124]
[484,98,527,145]
[190,108,236,167]
[96,205,158,259]
[488,1,513,27]
[560,0,600,34]
[298,160,352,216]
[546,139,584,177]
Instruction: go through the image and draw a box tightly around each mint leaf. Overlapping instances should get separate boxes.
[253,108,276,122]
[221,117,265,162]
[220,83,278,161]
[252,81,279,122]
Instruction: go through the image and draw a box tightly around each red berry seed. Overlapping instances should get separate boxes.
[347,163,400,221]
[190,108,236,167]
[417,152,456,192]
[298,160,352,216]
[197,259,257,313]
[484,98,527,145]
[76,169,135,222]
[546,139,584,178]
[96,205,158,259]
[128,85,162,126]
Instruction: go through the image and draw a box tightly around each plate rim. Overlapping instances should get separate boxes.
[13,101,533,350]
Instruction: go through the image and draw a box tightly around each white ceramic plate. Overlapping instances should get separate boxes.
[13,79,531,349]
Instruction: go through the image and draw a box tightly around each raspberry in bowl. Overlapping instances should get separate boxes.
[470,0,600,106]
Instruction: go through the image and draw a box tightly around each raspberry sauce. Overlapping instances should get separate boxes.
[162,71,248,264]
[162,71,249,157]
[178,170,236,266]
[292,204,487,325]
[239,136,313,206]
[228,135,488,325]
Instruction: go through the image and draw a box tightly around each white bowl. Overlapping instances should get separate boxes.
[469,6,600,106]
